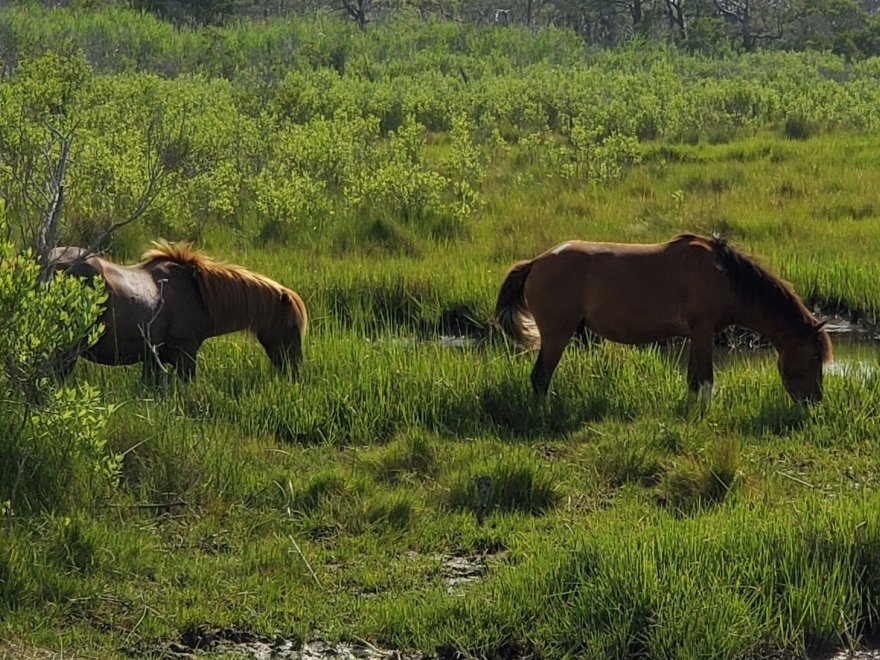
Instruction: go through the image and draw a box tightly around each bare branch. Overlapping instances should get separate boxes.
[36,123,71,275]
[79,108,186,257]
[340,0,370,28]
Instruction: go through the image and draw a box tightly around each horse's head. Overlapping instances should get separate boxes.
[777,322,831,404]
[257,289,307,376]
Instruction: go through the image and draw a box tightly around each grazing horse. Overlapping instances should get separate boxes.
[47,241,308,380]
[493,234,831,405]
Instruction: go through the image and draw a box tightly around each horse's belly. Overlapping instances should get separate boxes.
[85,306,159,364]
[84,333,147,365]
[585,302,687,345]
[590,323,685,345]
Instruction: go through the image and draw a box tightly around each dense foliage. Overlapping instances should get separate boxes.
[2,7,880,256]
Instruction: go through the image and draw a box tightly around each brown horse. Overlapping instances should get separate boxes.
[494,234,831,405]
[48,241,308,380]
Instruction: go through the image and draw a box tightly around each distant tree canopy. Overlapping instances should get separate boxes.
[13,0,880,57]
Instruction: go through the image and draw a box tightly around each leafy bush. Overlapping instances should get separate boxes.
[0,244,118,515]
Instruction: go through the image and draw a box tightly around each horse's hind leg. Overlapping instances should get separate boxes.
[531,341,564,395]
[528,305,582,396]
[686,328,715,408]
[530,330,580,396]
[573,319,600,346]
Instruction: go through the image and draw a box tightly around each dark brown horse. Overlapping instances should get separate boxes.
[494,234,831,405]
[48,241,308,380]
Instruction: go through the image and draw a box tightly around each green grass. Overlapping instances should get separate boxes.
[3,324,880,657]
[5,129,880,657]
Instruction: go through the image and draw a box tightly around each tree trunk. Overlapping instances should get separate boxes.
[742,1,754,50]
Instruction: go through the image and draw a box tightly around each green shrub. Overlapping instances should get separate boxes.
[0,244,117,514]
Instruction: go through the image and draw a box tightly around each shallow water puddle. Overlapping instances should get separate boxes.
[385,335,480,350]
[826,358,876,379]
[819,650,880,660]
[707,327,880,382]
[822,322,879,380]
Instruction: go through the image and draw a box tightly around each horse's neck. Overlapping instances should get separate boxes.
[207,300,259,337]
[731,299,805,353]
[209,313,252,337]
[200,275,267,337]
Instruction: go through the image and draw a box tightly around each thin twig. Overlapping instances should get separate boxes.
[776,471,818,490]
[104,501,188,510]
[138,278,170,380]
[123,606,149,645]
[2,453,27,532]
[288,533,323,590]
[285,504,323,590]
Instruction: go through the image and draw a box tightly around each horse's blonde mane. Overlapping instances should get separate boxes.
[142,240,308,335]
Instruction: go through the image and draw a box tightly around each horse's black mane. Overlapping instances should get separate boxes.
[704,234,828,357]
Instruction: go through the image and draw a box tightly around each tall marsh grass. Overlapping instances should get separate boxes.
[381,494,880,658]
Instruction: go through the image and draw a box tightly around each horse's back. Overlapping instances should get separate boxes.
[48,246,90,264]
[48,247,159,301]
[524,236,730,343]
[98,259,169,306]
[531,236,721,288]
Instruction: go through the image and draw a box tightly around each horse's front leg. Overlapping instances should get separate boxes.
[141,349,169,387]
[686,328,715,409]
[170,342,199,381]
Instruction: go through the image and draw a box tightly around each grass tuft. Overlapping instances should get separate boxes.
[291,470,351,515]
[48,517,100,575]
[783,114,817,140]
[444,451,560,516]
[657,437,740,514]
[361,492,414,532]
[0,541,28,611]
[361,431,438,483]
[596,439,664,488]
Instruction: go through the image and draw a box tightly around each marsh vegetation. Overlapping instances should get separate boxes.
[3,8,880,658]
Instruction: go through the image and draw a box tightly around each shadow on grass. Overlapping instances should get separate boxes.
[738,397,810,436]
[442,379,615,439]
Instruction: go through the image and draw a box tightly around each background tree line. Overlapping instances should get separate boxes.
[25,0,877,58]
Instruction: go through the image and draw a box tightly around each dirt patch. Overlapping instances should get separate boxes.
[434,551,488,594]
[124,629,424,659]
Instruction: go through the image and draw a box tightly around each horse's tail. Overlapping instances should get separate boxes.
[288,289,308,368]
[493,259,540,349]
[290,289,309,338]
